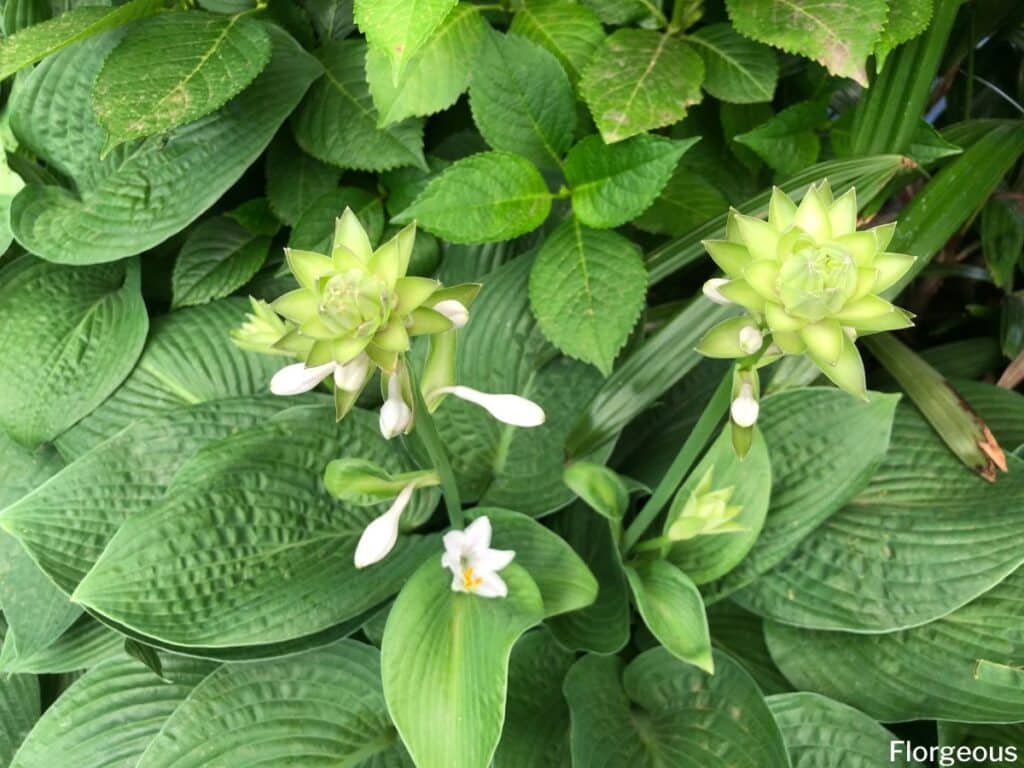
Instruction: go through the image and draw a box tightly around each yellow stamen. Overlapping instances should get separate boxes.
[462,566,482,590]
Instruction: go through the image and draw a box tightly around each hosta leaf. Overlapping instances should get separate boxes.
[171,216,271,309]
[92,11,272,146]
[433,255,605,516]
[1,397,285,594]
[294,38,425,171]
[734,101,826,177]
[289,187,385,252]
[546,504,630,654]
[529,218,647,375]
[768,693,919,767]
[398,151,552,243]
[688,23,778,103]
[469,30,575,168]
[765,567,1024,722]
[55,298,282,458]
[0,257,147,447]
[367,4,487,125]
[73,406,439,648]
[707,601,791,695]
[625,560,713,673]
[9,654,213,768]
[0,0,163,82]
[564,648,790,768]
[733,404,1024,632]
[264,132,340,226]
[876,0,933,70]
[494,628,574,768]
[632,166,729,237]
[0,618,122,674]
[564,134,695,228]
[703,388,899,604]
[579,29,704,143]
[938,722,1024,762]
[382,556,543,768]
[726,0,887,86]
[9,25,321,264]
[509,0,604,81]
[0,671,38,767]
[137,641,410,767]
[353,0,457,82]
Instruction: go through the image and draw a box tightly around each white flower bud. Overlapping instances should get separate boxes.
[738,325,764,355]
[379,375,413,439]
[730,382,760,428]
[270,361,337,396]
[354,483,416,569]
[432,385,545,427]
[433,299,470,329]
[702,278,732,305]
[334,353,370,392]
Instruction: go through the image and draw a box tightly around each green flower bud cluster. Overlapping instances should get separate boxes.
[697,181,916,400]
[666,467,745,542]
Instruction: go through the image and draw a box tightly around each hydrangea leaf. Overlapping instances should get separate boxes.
[632,166,729,237]
[734,101,826,176]
[688,22,778,103]
[508,0,605,81]
[353,0,457,82]
[171,217,271,309]
[264,132,340,226]
[289,188,385,253]
[876,0,933,70]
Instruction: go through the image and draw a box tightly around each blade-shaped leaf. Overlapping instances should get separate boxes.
[0,670,38,767]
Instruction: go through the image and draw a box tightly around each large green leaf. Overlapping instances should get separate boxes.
[171,216,271,309]
[564,134,695,229]
[0,0,163,82]
[564,648,791,767]
[726,0,888,86]
[508,0,604,82]
[938,722,1024,765]
[382,557,543,768]
[734,101,826,177]
[687,23,778,103]
[707,601,791,695]
[289,187,385,253]
[494,628,574,768]
[0,670,38,767]
[0,617,121,674]
[264,131,340,226]
[469,30,575,168]
[398,151,552,243]
[703,389,899,603]
[73,406,438,648]
[432,255,604,516]
[875,0,933,70]
[293,39,427,172]
[9,24,320,264]
[579,29,704,143]
[529,218,647,376]
[367,4,487,125]
[9,654,213,768]
[353,0,457,82]
[765,567,1024,722]
[0,257,147,447]
[634,168,728,236]
[137,641,410,767]
[733,404,1024,632]
[1,397,284,594]
[92,11,272,146]
[55,298,282,458]
[768,693,919,767]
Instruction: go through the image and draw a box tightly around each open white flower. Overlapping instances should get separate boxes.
[379,374,413,439]
[270,360,337,395]
[353,482,417,569]
[441,516,515,598]
[432,386,545,427]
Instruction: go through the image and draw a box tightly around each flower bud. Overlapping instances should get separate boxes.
[354,483,417,569]
[730,381,759,428]
[432,385,545,427]
[432,299,469,328]
[270,361,336,396]
[666,468,745,542]
[564,461,629,521]
[702,278,732,305]
[380,373,413,439]
[738,325,763,355]
[334,353,370,392]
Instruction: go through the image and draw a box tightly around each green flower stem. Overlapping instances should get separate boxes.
[621,369,732,553]
[629,535,672,554]
[408,369,464,528]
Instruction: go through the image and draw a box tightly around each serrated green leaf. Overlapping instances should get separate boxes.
[494,628,574,768]
[289,187,385,252]
[687,22,778,103]
[564,648,791,768]
[73,406,439,648]
[726,0,888,86]
[303,0,354,42]
[469,30,575,168]
[293,38,426,171]
[382,556,543,768]
[580,29,704,143]
[580,0,649,25]
[0,669,38,767]
[171,217,270,309]
[876,0,933,70]
[734,100,826,176]
[626,560,713,673]
[264,131,340,226]
[633,166,729,237]
[0,256,147,447]
[92,12,272,146]
[528,218,646,375]
[367,4,487,125]
[564,134,695,228]
[0,0,163,82]
[136,641,410,767]
[9,25,321,264]
[765,567,1024,722]
[353,0,457,82]
[768,693,919,767]
[509,0,604,82]
[400,151,551,243]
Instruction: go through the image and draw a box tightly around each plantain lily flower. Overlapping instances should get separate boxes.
[354,482,417,568]
[430,386,546,427]
[441,516,515,598]
[379,368,414,439]
[697,181,916,398]
[666,468,746,542]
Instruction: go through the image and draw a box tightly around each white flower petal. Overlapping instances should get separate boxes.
[334,353,370,392]
[441,529,466,562]
[434,386,545,427]
[474,547,515,573]
[473,571,508,598]
[702,278,732,305]
[433,299,469,328]
[270,361,336,396]
[463,516,493,551]
[450,572,469,593]
[730,383,760,428]
[738,325,763,355]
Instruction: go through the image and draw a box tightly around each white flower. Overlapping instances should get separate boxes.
[334,353,370,392]
[270,361,336,395]
[441,516,515,598]
[353,482,416,569]
[379,374,413,439]
[702,278,732,305]
[433,299,469,329]
[730,381,760,428]
[738,325,763,355]
[432,385,545,427]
